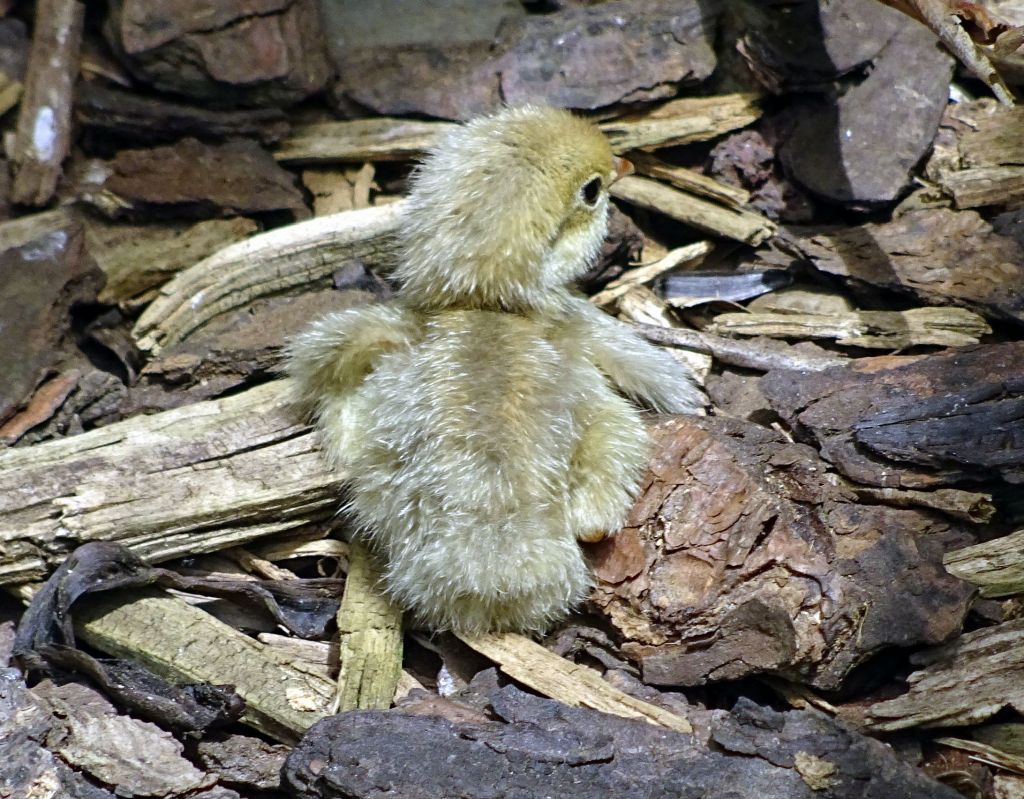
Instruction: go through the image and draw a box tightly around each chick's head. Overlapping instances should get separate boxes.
[395,106,626,313]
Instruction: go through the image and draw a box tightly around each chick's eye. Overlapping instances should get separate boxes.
[580,177,602,206]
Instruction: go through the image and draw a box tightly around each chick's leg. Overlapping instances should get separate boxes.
[566,393,650,543]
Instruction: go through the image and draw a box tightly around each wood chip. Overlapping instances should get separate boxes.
[590,242,713,307]
[76,589,334,743]
[612,175,775,245]
[458,632,693,734]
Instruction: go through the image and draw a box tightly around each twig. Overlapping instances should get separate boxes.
[632,322,848,372]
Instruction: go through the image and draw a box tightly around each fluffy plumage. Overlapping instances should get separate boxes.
[287,105,702,634]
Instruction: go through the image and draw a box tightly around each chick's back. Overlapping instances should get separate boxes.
[347,309,603,634]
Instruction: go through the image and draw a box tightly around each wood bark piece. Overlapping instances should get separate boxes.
[781,208,1024,324]
[87,216,259,306]
[275,93,762,164]
[10,0,84,206]
[333,540,403,712]
[866,619,1024,730]
[852,486,995,524]
[612,175,776,245]
[283,685,960,799]
[76,138,307,221]
[944,528,1024,597]
[29,680,216,797]
[127,288,373,417]
[928,99,1024,206]
[76,589,334,743]
[761,343,1024,488]
[132,202,402,354]
[0,380,344,585]
[458,632,692,733]
[942,164,1024,207]
[589,416,973,690]
[706,307,991,349]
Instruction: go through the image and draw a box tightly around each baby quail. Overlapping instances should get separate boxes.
[287,106,702,635]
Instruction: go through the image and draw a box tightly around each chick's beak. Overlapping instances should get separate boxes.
[612,155,634,183]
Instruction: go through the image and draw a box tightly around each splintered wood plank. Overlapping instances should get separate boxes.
[76,589,334,743]
[10,0,84,205]
[0,380,345,585]
[276,117,457,164]
[459,632,693,734]
[944,528,1024,597]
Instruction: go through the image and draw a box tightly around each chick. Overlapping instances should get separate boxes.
[288,106,702,635]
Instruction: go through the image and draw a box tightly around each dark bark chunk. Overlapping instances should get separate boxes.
[283,685,959,799]
[76,83,290,146]
[761,343,1024,487]
[195,733,289,791]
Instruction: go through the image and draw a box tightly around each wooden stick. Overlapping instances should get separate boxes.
[11,0,85,205]
[628,152,751,209]
[632,322,848,372]
[333,539,404,711]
